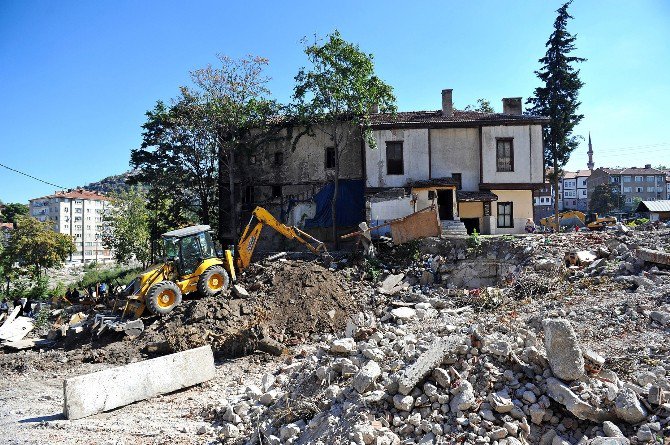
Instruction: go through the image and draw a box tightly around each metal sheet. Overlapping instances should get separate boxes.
[390,208,441,245]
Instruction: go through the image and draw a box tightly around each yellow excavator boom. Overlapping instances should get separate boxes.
[235,206,328,271]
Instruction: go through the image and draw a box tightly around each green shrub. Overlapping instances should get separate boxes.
[77,265,142,290]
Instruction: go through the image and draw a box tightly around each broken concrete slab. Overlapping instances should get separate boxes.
[2,337,54,350]
[390,307,416,320]
[233,284,250,298]
[397,335,462,395]
[0,316,34,342]
[636,247,670,266]
[63,345,215,420]
[378,273,405,295]
[546,377,613,422]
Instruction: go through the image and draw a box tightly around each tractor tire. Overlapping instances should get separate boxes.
[145,281,182,315]
[197,266,230,297]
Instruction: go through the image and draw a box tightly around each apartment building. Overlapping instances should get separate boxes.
[29,189,112,263]
[588,165,667,211]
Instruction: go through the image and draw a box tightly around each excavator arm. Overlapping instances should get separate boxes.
[235,206,329,271]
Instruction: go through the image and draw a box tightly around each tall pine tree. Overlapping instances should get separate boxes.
[527,1,586,226]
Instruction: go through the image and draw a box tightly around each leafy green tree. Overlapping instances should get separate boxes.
[589,184,620,215]
[132,89,219,228]
[527,0,586,227]
[191,54,283,240]
[0,202,29,224]
[0,215,75,277]
[293,31,396,244]
[102,187,151,267]
[464,99,494,113]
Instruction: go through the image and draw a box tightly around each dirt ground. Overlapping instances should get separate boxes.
[0,352,292,445]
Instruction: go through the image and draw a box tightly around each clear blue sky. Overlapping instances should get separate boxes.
[1,0,669,204]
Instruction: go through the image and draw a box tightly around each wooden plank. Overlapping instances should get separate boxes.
[390,208,441,245]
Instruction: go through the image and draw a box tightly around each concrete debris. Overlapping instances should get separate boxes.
[396,335,462,395]
[378,273,405,295]
[614,388,647,424]
[5,227,670,443]
[636,247,670,266]
[63,345,215,419]
[543,318,585,381]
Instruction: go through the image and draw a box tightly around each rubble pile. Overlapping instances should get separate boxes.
[193,228,670,444]
[202,303,669,445]
[2,226,670,444]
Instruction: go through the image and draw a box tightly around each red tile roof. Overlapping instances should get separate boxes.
[369,109,549,128]
[30,188,110,202]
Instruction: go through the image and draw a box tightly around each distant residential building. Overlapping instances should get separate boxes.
[559,170,591,211]
[533,175,554,222]
[588,165,666,212]
[29,189,112,263]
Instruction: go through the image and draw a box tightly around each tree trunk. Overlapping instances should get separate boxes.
[228,148,237,240]
[331,126,339,249]
[200,192,210,226]
[217,147,227,244]
[553,152,560,232]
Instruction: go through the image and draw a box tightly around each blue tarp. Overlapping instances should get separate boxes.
[304,179,365,228]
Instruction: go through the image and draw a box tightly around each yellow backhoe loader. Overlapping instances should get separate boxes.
[122,206,328,318]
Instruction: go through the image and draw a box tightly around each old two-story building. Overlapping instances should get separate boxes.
[236,123,366,243]
[558,170,591,211]
[364,90,548,235]
[239,89,548,240]
[533,174,554,222]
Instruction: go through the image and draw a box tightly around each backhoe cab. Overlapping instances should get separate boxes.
[122,207,328,318]
[123,226,234,317]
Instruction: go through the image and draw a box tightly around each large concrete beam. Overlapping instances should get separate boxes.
[637,247,670,266]
[63,345,215,420]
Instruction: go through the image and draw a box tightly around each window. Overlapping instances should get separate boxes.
[274,151,283,166]
[635,176,643,182]
[325,146,336,169]
[75,208,82,214]
[452,173,462,190]
[625,197,632,203]
[636,187,643,193]
[496,138,514,172]
[647,187,655,193]
[497,202,513,228]
[244,185,255,204]
[272,185,282,198]
[647,176,654,182]
[386,141,404,175]
[623,187,632,193]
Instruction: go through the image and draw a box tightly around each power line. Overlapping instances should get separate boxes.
[0,162,66,189]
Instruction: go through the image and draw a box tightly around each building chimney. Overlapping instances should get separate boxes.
[644,164,652,169]
[441,89,453,117]
[502,97,523,115]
